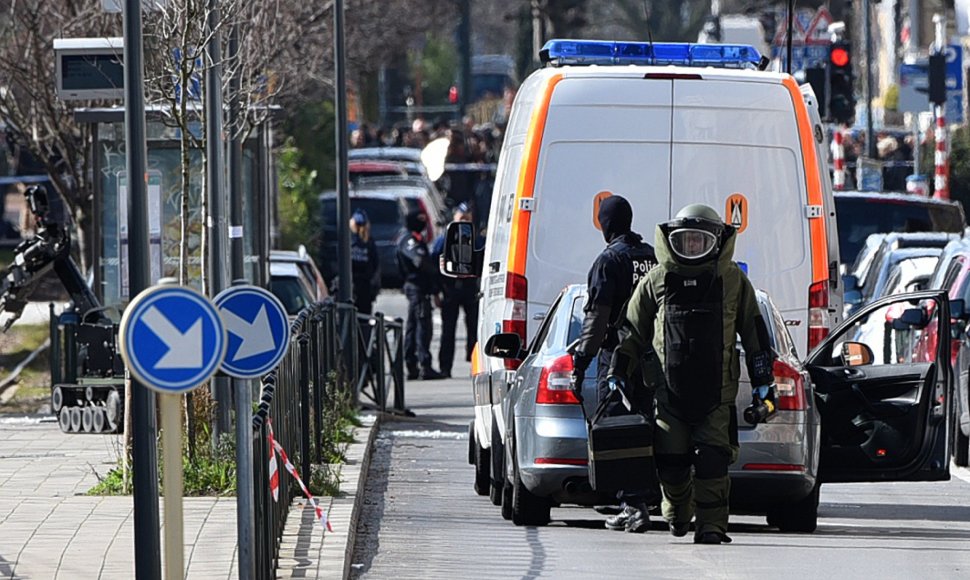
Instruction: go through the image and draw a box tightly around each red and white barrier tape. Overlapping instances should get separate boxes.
[267,420,333,532]
[832,128,845,191]
[267,425,280,502]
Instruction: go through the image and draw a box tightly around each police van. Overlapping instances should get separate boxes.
[444,40,843,495]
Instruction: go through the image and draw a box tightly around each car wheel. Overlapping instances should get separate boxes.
[767,483,819,533]
[511,451,550,526]
[467,421,476,465]
[501,477,514,520]
[473,426,491,496]
[490,418,504,506]
[954,419,969,467]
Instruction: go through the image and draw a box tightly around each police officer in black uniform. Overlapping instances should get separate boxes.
[571,195,659,533]
[397,209,444,380]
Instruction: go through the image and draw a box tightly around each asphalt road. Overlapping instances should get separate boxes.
[351,292,970,580]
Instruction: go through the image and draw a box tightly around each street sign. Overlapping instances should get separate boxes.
[213,285,291,378]
[897,45,964,123]
[119,285,227,393]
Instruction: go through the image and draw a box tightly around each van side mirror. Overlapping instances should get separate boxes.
[891,307,927,330]
[440,221,482,278]
[484,332,524,359]
[842,341,874,366]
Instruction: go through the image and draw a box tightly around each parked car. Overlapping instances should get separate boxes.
[349,147,427,177]
[846,232,958,308]
[483,284,956,532]
[269,256,317,316]
[319,189,408,288]
[835,191,965,269]
[846,243,945,315]
[354,178,448,237]
[270,248,329,301]
[348,160,408,182]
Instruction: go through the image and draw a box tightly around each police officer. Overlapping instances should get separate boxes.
[397,209,444,380]
[350,210,380,315]
[609,204,775,545]
[431,203,481,378]
[571,195,658,533]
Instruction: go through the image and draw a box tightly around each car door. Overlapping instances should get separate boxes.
[806,290,951,483]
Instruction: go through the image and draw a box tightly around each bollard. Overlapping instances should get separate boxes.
[375,313,387,412]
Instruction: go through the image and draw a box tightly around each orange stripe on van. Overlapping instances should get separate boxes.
[507,73,564,274]
[470,341,481,376]
[782,76,828,284]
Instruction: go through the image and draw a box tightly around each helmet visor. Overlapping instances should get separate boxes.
[668,228,718,260]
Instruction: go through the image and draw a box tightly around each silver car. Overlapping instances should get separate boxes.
[485,285,955,532]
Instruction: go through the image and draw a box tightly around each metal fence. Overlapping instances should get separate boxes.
[249,299,405,579]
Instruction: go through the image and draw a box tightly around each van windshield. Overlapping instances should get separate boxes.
[836,196,965,266]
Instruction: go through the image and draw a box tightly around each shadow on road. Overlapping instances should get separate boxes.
[820,502,970,523]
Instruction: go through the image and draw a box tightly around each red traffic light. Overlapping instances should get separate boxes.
[830,47,850,67]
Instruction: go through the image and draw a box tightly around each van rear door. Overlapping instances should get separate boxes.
[526,75,673,328]
[668,77,814,353]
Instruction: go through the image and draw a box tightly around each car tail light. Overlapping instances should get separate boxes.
[808,281,830,351]
[503,273,528,370]
[773,359,806,411]
[536,354,580,405]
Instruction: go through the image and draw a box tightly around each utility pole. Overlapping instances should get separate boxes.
[206,0,231,437]
[864,0,876,159]
[531,0,544,69]
[458,0,472,118]
[122,0,161,577]
[335,0,352,303]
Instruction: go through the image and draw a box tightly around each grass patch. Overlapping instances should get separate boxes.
[0,324,52,414]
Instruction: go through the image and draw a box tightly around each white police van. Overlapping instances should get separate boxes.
[444,40,844,498]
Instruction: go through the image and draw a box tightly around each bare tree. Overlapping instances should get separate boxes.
[0,1,119,272]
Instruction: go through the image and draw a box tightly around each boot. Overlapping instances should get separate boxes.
[693,531,732,544]
[668,521,690,537]
[420,368,445,380]
[605,504,649,533]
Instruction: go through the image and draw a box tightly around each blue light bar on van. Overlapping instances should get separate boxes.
[540,39,764,69]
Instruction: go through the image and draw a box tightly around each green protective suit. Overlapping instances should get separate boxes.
[610,220,774,538]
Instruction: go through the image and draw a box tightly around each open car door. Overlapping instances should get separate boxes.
[806,290,951,483]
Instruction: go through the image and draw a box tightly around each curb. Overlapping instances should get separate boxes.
[340,412,381,580]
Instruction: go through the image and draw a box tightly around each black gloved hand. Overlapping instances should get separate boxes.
[571,352,592,400]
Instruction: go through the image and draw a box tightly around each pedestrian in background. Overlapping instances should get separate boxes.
[609,204,775,545]
[397,209,444,381]
[431,203,481,378]
[350,210,380,315]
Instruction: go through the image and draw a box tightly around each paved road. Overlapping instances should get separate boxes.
[351,293,970,580]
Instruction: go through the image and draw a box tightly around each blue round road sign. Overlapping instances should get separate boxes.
[213,285,291,379]
[119,285,227,394]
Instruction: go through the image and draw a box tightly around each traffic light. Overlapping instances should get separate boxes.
[928,52,947,105]
[804,66,827,119]
[828,42,855,124]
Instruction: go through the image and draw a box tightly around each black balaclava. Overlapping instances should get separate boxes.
[405,209,427,233]
[598,195,633,243]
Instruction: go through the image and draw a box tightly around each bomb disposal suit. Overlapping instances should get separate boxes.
[610,204,774,544]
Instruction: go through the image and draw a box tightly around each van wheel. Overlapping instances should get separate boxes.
[489,419,504,506]
[473,427,490,496]
[954,418,969,467]
[511,452,550,526]
[767,483,819,533]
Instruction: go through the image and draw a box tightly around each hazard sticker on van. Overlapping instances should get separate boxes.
[725,193,748,233]
[592,190,613,231]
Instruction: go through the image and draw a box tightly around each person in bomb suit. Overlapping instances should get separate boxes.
[609,203,775,544]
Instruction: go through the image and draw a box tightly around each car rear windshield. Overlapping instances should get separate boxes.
[837,197,965,265]
[321,198,403,238]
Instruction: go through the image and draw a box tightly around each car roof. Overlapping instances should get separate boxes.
[348,147,423,163]
[348,160,407,172]
[269,261,302,277]
[319,188,405,202]
[836,191,963,208]
[540,64,790,85]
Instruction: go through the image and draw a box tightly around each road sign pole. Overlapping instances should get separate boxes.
[122,1,161,578]
[864,0,876,160]
[334,0,352,304]
[160,394,185,580]
[235,376,255,580]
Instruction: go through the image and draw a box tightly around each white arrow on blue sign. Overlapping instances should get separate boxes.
[213,285,291,379]
[119,285,227,393]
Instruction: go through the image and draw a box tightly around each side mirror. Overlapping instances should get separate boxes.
[843,274,859,290]
[890,307,927,330]
[844,289,863,306]
[440,221,481,278]
[842,341,874,366]
[484,332,524,359]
